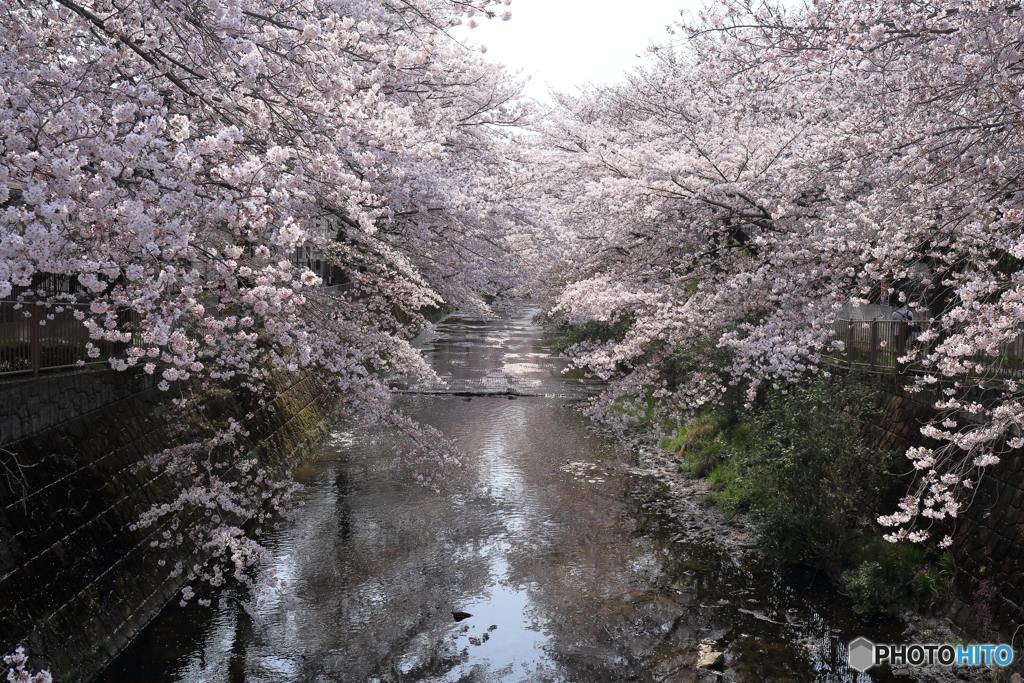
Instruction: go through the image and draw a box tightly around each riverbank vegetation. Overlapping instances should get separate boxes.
[543,310,957,617]
[668,375,960,617]
[644,366,955,617]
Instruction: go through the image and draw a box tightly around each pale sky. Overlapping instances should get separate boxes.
[453,0,707,101]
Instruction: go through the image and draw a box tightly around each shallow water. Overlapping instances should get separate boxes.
[97,310,905,683]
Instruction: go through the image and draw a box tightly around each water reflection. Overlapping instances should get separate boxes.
[97,309,904,683]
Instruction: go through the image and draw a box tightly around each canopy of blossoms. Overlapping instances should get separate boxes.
[1,0,534,591]
[6,0,1024,604]
[533,0,1024,547]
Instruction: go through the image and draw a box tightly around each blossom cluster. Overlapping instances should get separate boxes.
[3,648,51,683]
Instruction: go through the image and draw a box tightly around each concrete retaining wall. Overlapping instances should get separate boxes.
[0,369,336,681]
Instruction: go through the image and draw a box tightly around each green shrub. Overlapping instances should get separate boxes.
[661,411,725,453]
[842,561,904,617]
[659,371,953,617]
[911,552,956,599]
[707,461,738,491]
[728,374,897,575]
[840,541,955,616]
[686,440,729,477]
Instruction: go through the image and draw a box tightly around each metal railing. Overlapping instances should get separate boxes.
[826,319,1024,378]
[7,300,1023,382]
[0,276,346,379]
[0,300,131,378]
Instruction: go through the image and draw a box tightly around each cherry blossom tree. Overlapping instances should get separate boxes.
[1,0,529,594]
[536,0,1024,546]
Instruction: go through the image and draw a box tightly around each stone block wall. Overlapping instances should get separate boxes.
[0,369,337,682]
[935,448,1024,643]
[862,373,1024,643]
[0,370,158,444]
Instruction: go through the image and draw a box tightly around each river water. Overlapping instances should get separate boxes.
[97,310,905,683]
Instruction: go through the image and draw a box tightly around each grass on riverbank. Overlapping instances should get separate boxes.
[662,374,957,617]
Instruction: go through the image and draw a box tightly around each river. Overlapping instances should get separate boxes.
[96,309,904,683]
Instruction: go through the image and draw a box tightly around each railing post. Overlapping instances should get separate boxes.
[30,300,40,377]
[103,306,116,360]
[869,320,878,371]
[847,321,853,366]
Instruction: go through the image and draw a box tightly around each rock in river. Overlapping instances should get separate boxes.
[697,651,724,668]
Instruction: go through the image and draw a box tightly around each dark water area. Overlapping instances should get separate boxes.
[97,310,907,683]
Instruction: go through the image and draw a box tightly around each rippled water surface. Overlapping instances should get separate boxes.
[97,310,905,683]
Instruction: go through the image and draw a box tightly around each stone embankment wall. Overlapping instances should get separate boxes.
[0,369,336,682]
[862,373,1024,644]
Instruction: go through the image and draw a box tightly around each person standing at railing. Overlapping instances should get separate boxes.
[892,304,914,355]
